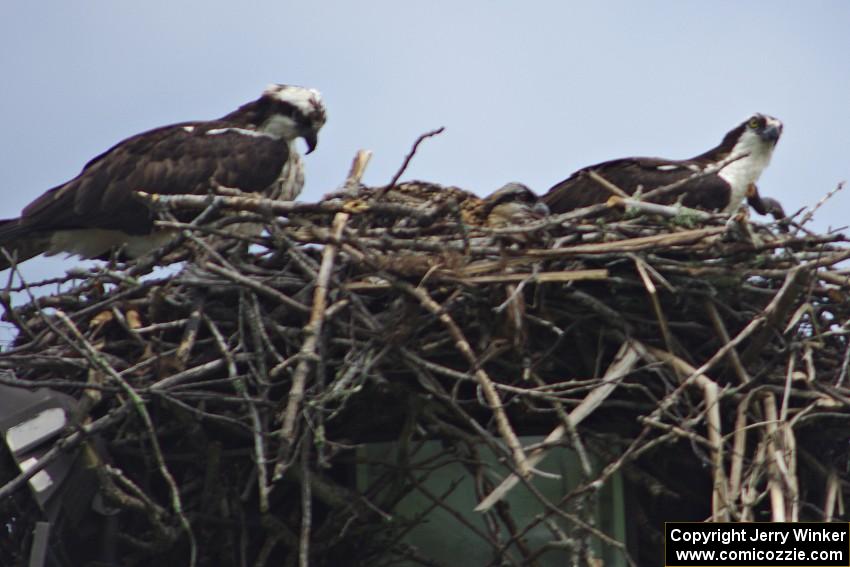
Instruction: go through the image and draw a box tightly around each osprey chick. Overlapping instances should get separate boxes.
[479,182,550,229]
[325,181,547,230]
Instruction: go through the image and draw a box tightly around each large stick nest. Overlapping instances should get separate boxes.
[1,160,849,566]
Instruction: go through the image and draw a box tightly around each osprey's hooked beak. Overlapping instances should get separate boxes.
[760,123,782,144]
[302,129,319,154]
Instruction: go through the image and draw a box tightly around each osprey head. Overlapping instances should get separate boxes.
[720,113,783,160]
[483,182,549,227]
[715,113,783,156]
[256,84,327,152]
[740,113,783,145]
[710,113,783,210]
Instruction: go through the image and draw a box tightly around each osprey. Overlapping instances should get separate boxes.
[0,84,326,270]
[320,181,548,279]
[480,182,551,229]
[543,113,784,217]
[324,181,548,230]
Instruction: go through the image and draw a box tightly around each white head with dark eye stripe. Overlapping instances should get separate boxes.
[734,113,783,150]
[715,113,783,210]
[256,84,327,152]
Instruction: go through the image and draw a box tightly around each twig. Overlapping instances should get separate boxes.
[379,127,445,196]
[457,269,609,285]
[640,153,750,202]
[586,170,630,198]
[203,262,310,313]
[634,257,674,354]
[275,150,371,481]
[796,181,846,230]
[524,226,725,258]
[703,299,750,384]
[608,197,715,221]
[206,314,272,514]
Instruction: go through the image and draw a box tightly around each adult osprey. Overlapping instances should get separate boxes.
[0,84,326,270]
[543,113,784,217]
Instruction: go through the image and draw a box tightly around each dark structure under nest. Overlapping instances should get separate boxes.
[1,160,849,566]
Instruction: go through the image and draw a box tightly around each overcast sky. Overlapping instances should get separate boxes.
[1,1,848,286]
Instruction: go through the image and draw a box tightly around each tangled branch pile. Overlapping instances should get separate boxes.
[1,155,849,566]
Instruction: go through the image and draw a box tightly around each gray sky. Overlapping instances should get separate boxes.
[1,1,849,285]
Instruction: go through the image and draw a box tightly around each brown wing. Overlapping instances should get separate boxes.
[543,157,732,214]
[0,218,52,270]
[19,121,290,235]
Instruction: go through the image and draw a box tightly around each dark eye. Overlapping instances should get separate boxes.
[748,117,761,129]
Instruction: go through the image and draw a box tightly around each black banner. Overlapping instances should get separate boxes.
[665,523,849,567]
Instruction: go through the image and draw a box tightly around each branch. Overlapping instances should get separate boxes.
[378,127,445,197]
[274,150,372,481]
[640,153,750,202]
